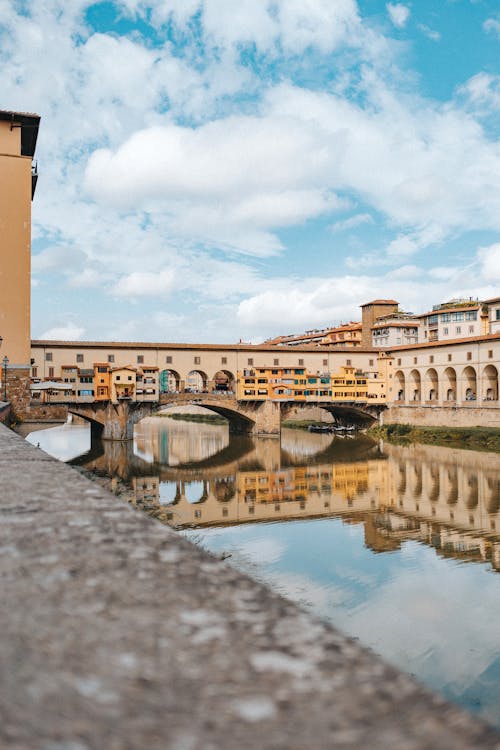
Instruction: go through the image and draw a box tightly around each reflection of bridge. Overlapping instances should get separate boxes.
[40,392,383,441]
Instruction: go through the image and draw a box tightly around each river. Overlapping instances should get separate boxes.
[25,416,500,728]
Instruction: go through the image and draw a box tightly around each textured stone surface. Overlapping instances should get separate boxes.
[383,404,500,428]
[1,424,499,750]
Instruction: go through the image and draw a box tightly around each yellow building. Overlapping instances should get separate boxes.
[0,109,40,400]
[110,366,136,402]
[94,363,111,401]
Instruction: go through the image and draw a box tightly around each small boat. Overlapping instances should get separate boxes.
[308,424,334,433]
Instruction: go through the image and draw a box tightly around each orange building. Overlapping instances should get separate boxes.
[0,109,40,403]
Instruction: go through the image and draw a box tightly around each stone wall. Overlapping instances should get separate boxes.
[3,367,31,422]
[382,404,500,428]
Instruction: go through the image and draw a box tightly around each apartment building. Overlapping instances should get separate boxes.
[418,299,488,343]
[371,312,421,348]
[265,321,362,348]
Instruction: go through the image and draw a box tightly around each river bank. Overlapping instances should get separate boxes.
[370,424,500,452]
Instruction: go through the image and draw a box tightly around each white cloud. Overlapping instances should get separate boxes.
[39,324,86,340]
[477,243,500,283]
[113,269,176,298]
[417,24,441,42]
[386,3,411,29]
[329,213,374,233]
[484,17,500,39]
[459,72,500,112]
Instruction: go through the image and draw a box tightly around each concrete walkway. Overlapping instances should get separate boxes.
[1,424,499,750]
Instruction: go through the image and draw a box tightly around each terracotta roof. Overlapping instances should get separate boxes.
[360,300,398,307]
[32,340,378,354]
[372,322,419,329]
[416,303,482,318]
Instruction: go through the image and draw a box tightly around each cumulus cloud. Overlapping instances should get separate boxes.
[39,324,86,340]
[386,3,411,29]
[330,213,374,233]
[113,269,176,298]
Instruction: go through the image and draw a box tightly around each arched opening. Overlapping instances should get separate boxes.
[446,467,458,505]
[409,369,421,401]
[184,480,208,504]
[443,367,457,401]
[486,477,500,514]
[394,370,405,402]
[428,464,440,503]
[425,368,439,402]
[212,477,236,502]
[212,370,235,393]
[462,366,477,402]
[186,370,208,393]
[465,473,478,509]
[159,481,181,505]
[482,364,498,401]
[159,368,181,393]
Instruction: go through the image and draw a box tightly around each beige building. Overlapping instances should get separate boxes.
[371,312,421,348]
[0,109,40,378]
[417,299,488,343]
[360,299,399,348]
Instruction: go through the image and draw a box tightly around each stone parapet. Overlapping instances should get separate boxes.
[0,424,499,749]
[383,404,500,428]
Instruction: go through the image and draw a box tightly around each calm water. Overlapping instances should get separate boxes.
[26,417,500,727]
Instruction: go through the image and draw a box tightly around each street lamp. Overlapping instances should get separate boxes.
[2,356,8,402]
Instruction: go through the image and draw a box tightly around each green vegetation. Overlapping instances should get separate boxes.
[370,424,500,452]
[159,412,228,425]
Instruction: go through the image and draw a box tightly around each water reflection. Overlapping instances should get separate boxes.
[28,417,500,727]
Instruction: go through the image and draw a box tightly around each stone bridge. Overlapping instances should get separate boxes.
[33,393,384,441]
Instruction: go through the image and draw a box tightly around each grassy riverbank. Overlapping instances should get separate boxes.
[370,424,500,452]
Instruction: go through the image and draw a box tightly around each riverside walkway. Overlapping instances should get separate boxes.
[1,423,499,750]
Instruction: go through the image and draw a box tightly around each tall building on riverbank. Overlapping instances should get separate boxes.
[0,109,40,405]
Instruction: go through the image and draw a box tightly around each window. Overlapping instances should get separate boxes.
[428,314,438,325]
[429,355,434,363]
[97,366,107,373]
[76,354,84,363]
[32,367,37,377]
[346,359,352,366]
[443,327,448,335]
[45,352,53,362]
[108,354,115,363]
[467,352,472,361]
[298,358,304,366]
[451,312,464,321]
[496,310,500,321]
[469,326,474,333]
[194,356,200,365]
[116,376,121,381]
[274,358,279,366]
[166,355,172,364]
[137,355,144,364]
[448,354,452,362]
[465,311,477,321]
[221,356,227,365]
[397,358,401,366]
[369,359,374,366]
[248,358,253,366]
[48,367,54,378]
[456,327,461,335]
[441,313,450,322]
[414,357,417,364]
[323,359,328,366]
[489,350,493,358]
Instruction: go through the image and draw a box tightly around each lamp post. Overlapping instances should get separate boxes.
[2,356,8,402]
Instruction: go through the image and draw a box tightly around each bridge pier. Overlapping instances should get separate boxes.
[69,401,156,442]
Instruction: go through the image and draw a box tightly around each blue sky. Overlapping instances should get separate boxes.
[2,0,500,343]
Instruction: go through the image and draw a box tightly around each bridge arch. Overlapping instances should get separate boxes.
[159,368,182,393]
[394,370,405,401]
[212,369,235,393]
[186,369,209,393]
[424,368,438,402]
[482,364,498,401]
[461,366,477,402]
[443,367,457,401]
[409,369,421,402]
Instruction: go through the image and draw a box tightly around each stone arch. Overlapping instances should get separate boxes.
[212,477,236,502]
[159,368,182,393]
[425,368,439,401]
[409,369,421,401]
[462,366,477,402]
[443,367,457,402]
[394,370,405,401]
[465,473,479,509]
[186,370,209,393]
[486,476,500,514]
[212,370,235,393]
[482,364,498,401]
